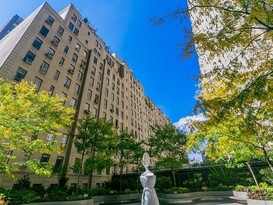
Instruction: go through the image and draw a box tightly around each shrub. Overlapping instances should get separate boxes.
[12,176,31,191]
[89,188,111,196]
[32,184,45,198]
[164,187,189,194]
[234,185,248,192]
[247,183,273,200]
[156,177,173,192]
[201,186,208,192]
[47,187,66,201]
[7,190,37,205]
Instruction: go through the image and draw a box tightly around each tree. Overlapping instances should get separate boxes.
[155,1,273,176]
[0,78,74,178]
[148,124,188,187]
[73,117,116,189]
[114,131,144,191]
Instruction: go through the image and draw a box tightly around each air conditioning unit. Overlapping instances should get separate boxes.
[94,98,99,104]
[84,109,90,114]
[110,109,114,113]
[91,71,95,75]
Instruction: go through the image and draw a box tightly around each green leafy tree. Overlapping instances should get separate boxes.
[114,132,144,191]
[73,117,116,189]
[155,1,273,178]
[0,78,74,178]
[148,124,188,187]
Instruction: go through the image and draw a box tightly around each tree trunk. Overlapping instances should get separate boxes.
[172,170,177,187]
[246,162,259,187]
[262,148,273,172]
[88,170,93,189]
[119,167,123,192]
[76,153,85,194]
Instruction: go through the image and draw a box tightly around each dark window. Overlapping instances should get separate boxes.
[59,57,65,66]
[107,69,110,75]
[40,154,50,163]
[74,28,79,36]
[32,38,43,50]
[64,77,71,88]
[64,46,69,53]
[68,22,74,31]
[68,35,72,43]
[48,85,55,96]
[71,14,77,22]
[40,26,49,37]
[39,61,49,75]
[14,68,27,82]
[46,16,54,26]
[72,53,78,62]
[77,20,82,27]
[54,70,60,80]
[54,156,64,172]
[34,77,43,91]
[23,51,36,64]
[93,57,97,64]
[57,26,64,36]
[51,36,60,46]
[45,48,55,59]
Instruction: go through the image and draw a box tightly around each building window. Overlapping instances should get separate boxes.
[112,83,115,90]
[38,61,49,75]
[107,69,110,76]
[83,50,88,59]
[14,68,27,82]
[74,28,79,36]
[70,98,77,108]
[45,16,54,26]
[61,92,67,104]
[99,62,103,70]
[113,74,116,81]
[54,70,60,80]
[32,38,43,50]
[96,83,100,91]
[72,53,78,62]
[80,60,86,68]
[74,84,80,94]
[84,103,90,113]
[75,43,81,51]
[87,89,92,100]
[105,88,108,97]
[64,77,71,88]
[68,35,72,43]
[94,94,99,104]
[91,66,96,75]
[93,57,97,64]
[57,26,64,36]
[106,78,109,86]
[77,20,82,27]
[45,48,55,59]
[73,158,81,173]
[68,22,74,31]
[40,26,49,37]
[92,107,97,118]
[102,112,106,119]
[64,46,69,53]
[104,99,108,109]
[33,77,43,92]
[71,14,77,22]
[23,51,36,64]
[54,156,64,172]
[51,36,60,46]
[40,154,50,163]
[46,134,55,143]
[111,93,114,101]
[90,77,94,87]
[77,71,83,81]
[48,85,55,96]
[98,72,102,81]
[61,134,68,147]
[59,57,65,66]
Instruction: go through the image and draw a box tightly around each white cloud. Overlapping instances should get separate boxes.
[173,113,206,134]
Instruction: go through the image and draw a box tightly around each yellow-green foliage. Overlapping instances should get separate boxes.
[0,78,74,177]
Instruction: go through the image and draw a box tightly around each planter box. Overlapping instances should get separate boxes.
[247,199,273,205]
[23,198,93,205]
[92,193,141,203]
[232,191,248,199]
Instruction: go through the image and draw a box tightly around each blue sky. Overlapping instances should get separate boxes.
[0,0,200,123]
